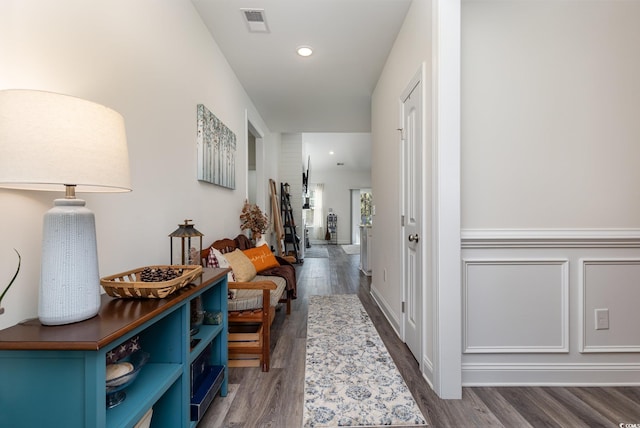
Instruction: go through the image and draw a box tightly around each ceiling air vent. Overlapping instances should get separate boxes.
[241,8,269,33]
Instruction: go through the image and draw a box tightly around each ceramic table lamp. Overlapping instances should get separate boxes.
[0,89,131,325]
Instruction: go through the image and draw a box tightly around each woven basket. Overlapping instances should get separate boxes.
[100,265,203,299]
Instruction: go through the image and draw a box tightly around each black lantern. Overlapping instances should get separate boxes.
[169,219,204,265]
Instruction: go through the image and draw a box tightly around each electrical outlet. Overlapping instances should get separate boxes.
[595,308,609,330]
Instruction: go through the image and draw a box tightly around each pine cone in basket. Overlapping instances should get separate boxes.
[140,267,184,282]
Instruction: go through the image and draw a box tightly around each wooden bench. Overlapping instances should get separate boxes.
[202,238,293,372]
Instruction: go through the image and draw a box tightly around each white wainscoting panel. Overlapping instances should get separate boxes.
[580,259,640,353]
[463,259,569,353]
[461,229,640,385]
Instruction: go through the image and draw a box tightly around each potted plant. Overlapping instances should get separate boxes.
[0,249,21,315]
[239,200,269,245]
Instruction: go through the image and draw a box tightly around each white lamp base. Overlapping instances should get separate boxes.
[39,198,101,325]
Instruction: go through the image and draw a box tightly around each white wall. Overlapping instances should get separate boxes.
[462,0,640,229]
[0,0,275,329]
[461,0,640,385]
[279,133,304,258]
[373,0,461,398]
[371,0,436,382]
[372,0,432,326]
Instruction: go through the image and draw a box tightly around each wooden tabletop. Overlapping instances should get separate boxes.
[0,267,227,351]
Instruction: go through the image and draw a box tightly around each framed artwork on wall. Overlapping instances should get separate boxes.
[197,104,236,189]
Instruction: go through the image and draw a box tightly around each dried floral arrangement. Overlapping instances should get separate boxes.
[239,200,269,235]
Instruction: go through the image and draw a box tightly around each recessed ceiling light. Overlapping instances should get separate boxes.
[297,46,313,57]
[329,151,334,155]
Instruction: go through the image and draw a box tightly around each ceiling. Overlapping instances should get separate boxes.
[303,133,373,174]
[192,0,412,134]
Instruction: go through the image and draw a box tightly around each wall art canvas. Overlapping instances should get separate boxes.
[197,104,236,189]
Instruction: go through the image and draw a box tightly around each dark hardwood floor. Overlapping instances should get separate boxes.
[202,244,640,427]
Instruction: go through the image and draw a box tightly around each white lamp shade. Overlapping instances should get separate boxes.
[0,89,131,192]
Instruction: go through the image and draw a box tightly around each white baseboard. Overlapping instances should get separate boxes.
[308,240,355,246]
[369,284,401,337]
[462,362,640,386]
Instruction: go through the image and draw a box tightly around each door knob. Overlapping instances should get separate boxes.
[408,234,419,243]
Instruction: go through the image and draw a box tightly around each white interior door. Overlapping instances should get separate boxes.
[402,76,423,362]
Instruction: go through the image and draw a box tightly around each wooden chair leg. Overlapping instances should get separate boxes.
[262,289,271,372]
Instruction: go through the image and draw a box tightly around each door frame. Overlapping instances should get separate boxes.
[246,111,266,209]
[432,0,462,399]
[351,189,360,245]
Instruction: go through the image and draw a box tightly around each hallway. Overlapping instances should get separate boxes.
[202,245,640,427]
[201,244,373,426]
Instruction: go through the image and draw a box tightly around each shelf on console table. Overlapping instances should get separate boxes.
[0,267,229,428]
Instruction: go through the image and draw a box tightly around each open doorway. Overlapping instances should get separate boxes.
[247,118,264,207]
[247,131,256,204]
[351,188,372,244]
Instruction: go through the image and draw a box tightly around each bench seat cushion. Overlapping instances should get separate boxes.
[228,275,287,312]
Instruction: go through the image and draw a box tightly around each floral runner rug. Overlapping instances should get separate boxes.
[303,294,427,427]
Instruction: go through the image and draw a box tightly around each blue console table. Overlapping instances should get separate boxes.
[0,267,228,428]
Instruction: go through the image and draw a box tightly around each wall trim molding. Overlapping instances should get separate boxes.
[462,362,640,386]
[461,228,640,249]
[462,258,569,353]
[579,258,640,353]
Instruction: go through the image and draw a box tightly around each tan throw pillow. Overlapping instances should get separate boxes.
[224,248,257,282]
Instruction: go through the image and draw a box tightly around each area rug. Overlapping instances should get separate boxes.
[303,295,427,427]
[305,245,329,258]
[341,245,360,255]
